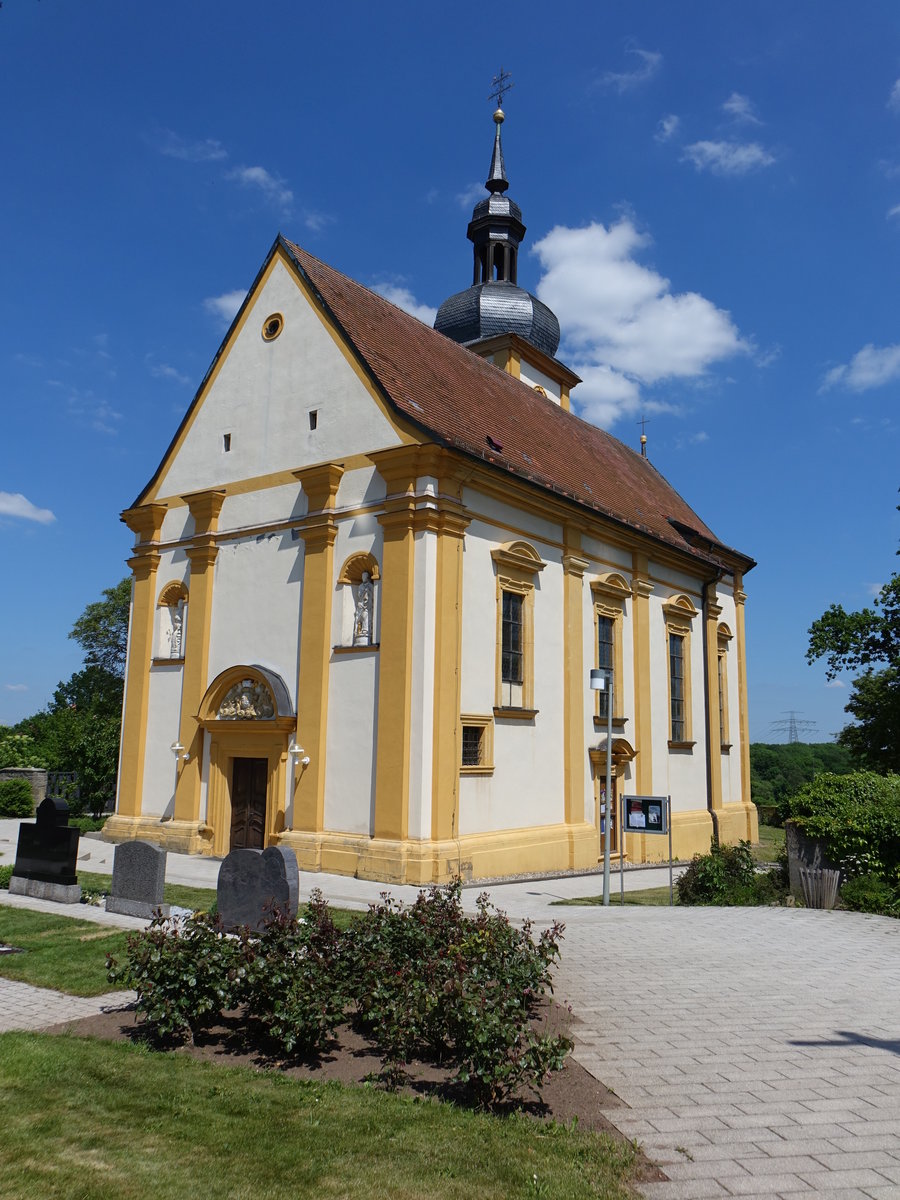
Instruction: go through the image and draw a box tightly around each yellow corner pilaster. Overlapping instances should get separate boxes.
[116,551,160,817]
[705,595,723,814]
[374,495,416,841]
[733,573,756,839]
[173,489,225,824]
[430,500,470,846]
[292,463,345,839]
[562,541,589,864]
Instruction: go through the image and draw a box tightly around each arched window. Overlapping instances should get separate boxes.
[155,581,188,661]
[337,552,381,649]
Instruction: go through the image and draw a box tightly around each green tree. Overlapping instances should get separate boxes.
[16,579,131,815]
[807,510,900,771]
[68,578,131,677]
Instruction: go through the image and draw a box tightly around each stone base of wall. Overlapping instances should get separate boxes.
[9,875,81,904]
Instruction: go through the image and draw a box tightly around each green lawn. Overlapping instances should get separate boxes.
[0,901,362,996]
[751,823,785,864]
[0,909,130,995]
[552,885,675,908]
[78,870,219,913]
[0,1034,639,1200]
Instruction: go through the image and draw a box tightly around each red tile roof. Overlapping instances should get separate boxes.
[284,240,752,574]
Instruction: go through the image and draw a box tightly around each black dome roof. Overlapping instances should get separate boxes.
[434,281,561,358]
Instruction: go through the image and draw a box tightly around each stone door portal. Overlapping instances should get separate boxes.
[230,757,268,850]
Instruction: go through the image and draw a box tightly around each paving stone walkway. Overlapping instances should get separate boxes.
[551,905,900,1199]
[0,977,135,1033]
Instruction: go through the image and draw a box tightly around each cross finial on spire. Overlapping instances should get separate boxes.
[489,67,514,110]
[637,415,650,457]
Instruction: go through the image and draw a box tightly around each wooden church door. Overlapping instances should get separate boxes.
[230,757,268,850]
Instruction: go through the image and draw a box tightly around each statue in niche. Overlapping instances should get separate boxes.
[168,602,184,659]
[353,572,373,646]
[217,679,275,720]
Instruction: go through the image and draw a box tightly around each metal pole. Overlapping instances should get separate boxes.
[668,795,674,906]
[602,671,613,906]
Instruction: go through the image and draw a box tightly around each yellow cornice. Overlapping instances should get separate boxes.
[121,503,167,544]
[491,540,546,576]
[184,488,226,535]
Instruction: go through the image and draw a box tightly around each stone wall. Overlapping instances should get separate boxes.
[0,768,47,814]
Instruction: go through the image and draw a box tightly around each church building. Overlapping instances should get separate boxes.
[106,104,757,882]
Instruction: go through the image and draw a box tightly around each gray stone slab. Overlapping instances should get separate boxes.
[217,845,299,931]
[9,875,80,904]
[106,840,169,919]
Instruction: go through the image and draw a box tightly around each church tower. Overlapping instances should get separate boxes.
[434,94,580,409]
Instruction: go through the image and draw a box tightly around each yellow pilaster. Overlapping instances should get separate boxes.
[562,539,589,866]
[430,497,470,846]
[705,595,724,815]
[733,573,757,841]
[374,496,416,841]
[292,464,345,839]
[173,489,225,824]
[116,502,167,818]
[630,555,654,863]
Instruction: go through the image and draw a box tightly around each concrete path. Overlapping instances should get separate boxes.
[552,905,900,1199]
[0,977,135,1033]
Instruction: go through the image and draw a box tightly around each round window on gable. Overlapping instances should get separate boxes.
[262,312,284,341]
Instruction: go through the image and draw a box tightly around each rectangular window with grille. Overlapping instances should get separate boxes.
[597,616,613,720]
[669,633,685,741]
[718,650,728,745]
[501,591,524,686]
[461,725,484,767]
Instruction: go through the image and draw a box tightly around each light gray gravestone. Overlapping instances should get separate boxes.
[105,840,170,919]
[216,845,299,932]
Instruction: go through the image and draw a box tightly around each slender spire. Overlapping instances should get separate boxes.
[486,67,514,195]
[486,108,509,194]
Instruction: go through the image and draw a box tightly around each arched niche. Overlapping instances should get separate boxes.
[337,551,381,648]
[155,580,189,660]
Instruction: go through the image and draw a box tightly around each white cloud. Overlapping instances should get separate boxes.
[148,360,191,386]
[155,129,227,162]
[203,290,246,328]
[824,679,846,689]
[598,46,662,94]
[228,165,293,211]
[4,683,28,692]
[888,204,900,220]
[456,182,485,209]
[655,114,680,143]
[682,140,775,175]
[822,342,900,392]
[722,92,762,125]
[303,210,332,233]
[533,220,748,427]
[0,492,55,523]
[372,283,437,326]
[889,80,900,113]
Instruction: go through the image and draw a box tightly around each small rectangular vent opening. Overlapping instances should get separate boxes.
[223,433,232,452]
[308,410,318,431]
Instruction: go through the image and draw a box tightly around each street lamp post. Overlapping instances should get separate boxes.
[590,667,613,906]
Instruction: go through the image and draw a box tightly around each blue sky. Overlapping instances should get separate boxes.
[2,0,898,741]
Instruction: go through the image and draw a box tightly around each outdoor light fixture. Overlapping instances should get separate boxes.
[170,741,190,764]
[589,668,613,907]
[289,741,311,768]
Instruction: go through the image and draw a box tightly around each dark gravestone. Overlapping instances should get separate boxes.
[106,840,170,919]
[9,795,81,904]
[217,845,299,932]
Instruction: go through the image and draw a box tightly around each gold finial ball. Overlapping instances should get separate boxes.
[640,434,647,445]
[493,107,505,124]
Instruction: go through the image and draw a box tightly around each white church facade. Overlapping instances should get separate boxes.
[106,109,756,882]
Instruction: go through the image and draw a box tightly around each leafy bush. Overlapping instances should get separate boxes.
[343,881,571,1106]
[0,731,46,769]
[242,891,346,1055]
[677,840,785,906]
[0,779,34,818]
[787,771,900,883]
[840,873,899,915]
[0,865,13,890]
[107,911,246,1043]
[107,882,572,1107]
